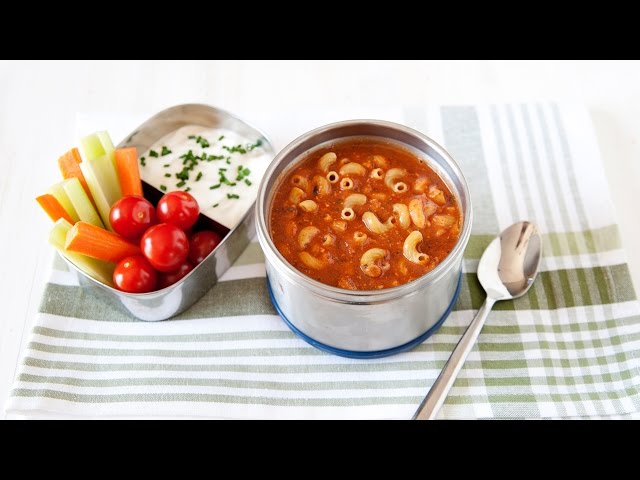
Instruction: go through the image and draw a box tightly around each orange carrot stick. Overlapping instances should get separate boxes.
[65,221,141,263]
[36,194,74,224]
[115,148,143,197]
[58,148,96,206]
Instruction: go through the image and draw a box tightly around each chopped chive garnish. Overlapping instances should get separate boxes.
[184,187,191,192]
[245,179,252,186]
[176,180,186,188]
[226,158,231,164]
[223,144,246,154]
[195,172,203,181]
[149,149,159,157]
[161,146,172,156]
[163,163,170,167]
[140,157,146,167]
[247,139,263,151]
[235,166,252,182]
[164,173,171,177]
[227,193,240,199]
[213,203,219,208]
[218,135,225,141]
[222,139,262,155]
[160,185,167,191]
[210,184,221,190]
[191,135,210,148]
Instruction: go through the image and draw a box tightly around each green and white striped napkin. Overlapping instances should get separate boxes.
[5,103,640,419]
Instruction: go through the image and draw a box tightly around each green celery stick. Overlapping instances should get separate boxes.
[48,182,80,222]
[80,161,113,230]
[49,218,115,286]
[62,177,104,228]
[97,131,116,167]
[89,154,122,205]
[80,133,106,161]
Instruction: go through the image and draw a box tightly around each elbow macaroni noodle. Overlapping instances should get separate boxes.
[298,226,320,248]
[344,193,367,209]
[340,162,367,176]
[403,231,429,265]
[318,152,337,172]
[298,199,318,212]
[289,186,306,204]
[362,211,394,234]
[384,168,406,189]
[392,203,411,229]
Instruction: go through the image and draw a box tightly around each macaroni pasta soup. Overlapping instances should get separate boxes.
[270,141,462,290]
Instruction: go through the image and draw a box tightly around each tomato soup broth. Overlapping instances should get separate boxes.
[270,140,462,290]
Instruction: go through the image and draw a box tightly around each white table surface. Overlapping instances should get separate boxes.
[1,60,639,419]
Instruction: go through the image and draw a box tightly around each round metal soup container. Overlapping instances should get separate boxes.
[256,120,472,358]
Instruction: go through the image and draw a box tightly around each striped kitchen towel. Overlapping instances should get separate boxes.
[5,103,640,419]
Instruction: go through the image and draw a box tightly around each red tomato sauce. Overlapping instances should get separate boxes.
[270,140,462,290]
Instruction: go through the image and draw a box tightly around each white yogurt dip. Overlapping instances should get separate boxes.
[139,125,271,229]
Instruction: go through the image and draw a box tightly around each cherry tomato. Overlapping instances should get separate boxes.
[157,191,200,230]
[189,230,222,264]
[140,223,189,272]
[157,260,195,289]
[110,196,157,241]
[113,255,158,293]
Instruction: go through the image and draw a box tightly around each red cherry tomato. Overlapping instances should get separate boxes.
[189,230,222,264]
[140,223,189,272]
[157,191,200,230]
[110,196,157,241]
[113,255,158,293]
[157,260,194,289]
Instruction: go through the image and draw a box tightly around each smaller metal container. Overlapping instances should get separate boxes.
[256,120,472,358]
[61,104,275,321]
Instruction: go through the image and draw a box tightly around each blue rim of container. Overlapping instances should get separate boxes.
[266,272,462,359]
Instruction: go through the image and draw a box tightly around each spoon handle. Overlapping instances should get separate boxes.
[413,296,496,420]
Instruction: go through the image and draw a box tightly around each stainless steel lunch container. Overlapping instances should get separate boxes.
[256,120,472,358]
[61,104,275,321]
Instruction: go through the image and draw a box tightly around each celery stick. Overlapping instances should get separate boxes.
[79,133,106,162]
[97,131,115,164]
[90,154,122,204]
[49,219,115,286]
[48,182,80,222]
[80,161,113,230]
[62,177,104,228]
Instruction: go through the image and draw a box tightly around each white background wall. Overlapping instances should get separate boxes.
[1,60,638,417]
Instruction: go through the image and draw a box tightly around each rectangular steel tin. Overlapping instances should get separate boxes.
[61,103,274,321]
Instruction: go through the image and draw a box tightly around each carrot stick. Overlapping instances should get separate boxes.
[36,194,75,224]
[115,148,143,197]
[65,221,141,263]
[49,219,115,287]
[58,148,96,206]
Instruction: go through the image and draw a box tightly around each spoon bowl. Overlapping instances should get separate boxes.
[413,220,542,420]
[479,221,542,300]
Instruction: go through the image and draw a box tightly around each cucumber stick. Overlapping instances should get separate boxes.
[49,219,115,287]
[62,177,104,228]
[48,182,80,222]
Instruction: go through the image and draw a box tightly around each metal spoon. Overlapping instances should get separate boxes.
[413,221,542,420]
